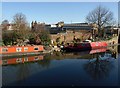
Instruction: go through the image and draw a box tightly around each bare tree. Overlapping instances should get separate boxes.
[11,13,31,45]
[86,5,114,37]
[12,13,28,30]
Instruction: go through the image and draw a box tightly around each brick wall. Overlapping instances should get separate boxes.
[50,30,92,44]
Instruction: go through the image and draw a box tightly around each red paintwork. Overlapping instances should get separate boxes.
[64,42,108,51]
[90,42,108,49]
[90,48,107,54]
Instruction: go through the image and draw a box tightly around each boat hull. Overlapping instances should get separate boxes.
[62,42,108,52]
[0,45,44,55]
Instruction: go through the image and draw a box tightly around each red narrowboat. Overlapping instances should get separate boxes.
[62,42,108,52]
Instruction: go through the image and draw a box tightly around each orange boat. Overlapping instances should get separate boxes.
[0,45,44,55]
[0,55,44,65]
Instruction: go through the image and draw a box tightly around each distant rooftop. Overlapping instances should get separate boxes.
[64,23,88,26]
[63,23,92,30]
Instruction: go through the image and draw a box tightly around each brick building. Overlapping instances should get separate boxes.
[1,23,14,30]
[31,21,94,44]
[50,22,93,44]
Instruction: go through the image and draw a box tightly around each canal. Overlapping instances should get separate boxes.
[2,45,120,86]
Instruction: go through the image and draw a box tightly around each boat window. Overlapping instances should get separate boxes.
[16,58,22,63]
[16,48,22,52]
[2,60,7,65]
[34,57,39,60]
[24,57,28,62]
[24,47,28,51]
[81,44,85,46]
[2,48,8,52]
[34,47,39,50]
[96,43,99,46]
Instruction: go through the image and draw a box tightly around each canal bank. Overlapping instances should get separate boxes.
[1,36,119,57]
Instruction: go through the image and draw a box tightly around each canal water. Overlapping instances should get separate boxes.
[2,45,120,86]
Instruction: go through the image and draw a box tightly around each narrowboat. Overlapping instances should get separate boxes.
[62,41,108,52]
[0,45,44,56]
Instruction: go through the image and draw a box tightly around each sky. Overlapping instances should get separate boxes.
[118,1,120,24]
[1,2,118,25]
[1,0,120,2]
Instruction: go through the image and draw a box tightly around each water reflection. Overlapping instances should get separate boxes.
[84,53,115,80]
[1,48,115,66]
[2,46,119,86]
[37,55,51,68]
[118,45,120,53]
[2,55,43,65]
[16,63,30,82]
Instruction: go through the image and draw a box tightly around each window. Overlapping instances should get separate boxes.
[24,57,28,62]
[81,44,85,46]
[2,60,7,65]
[16,48,22,52]
[2,48,8,52]
[96,43,99,46]
[34,47,39,51]
[34,57,39,60]
[24,47,28,51]
[16,58,22,63]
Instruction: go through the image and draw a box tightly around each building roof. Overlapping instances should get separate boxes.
[64,23,88,26]
[49,27,65,34]
[63,23,92,30]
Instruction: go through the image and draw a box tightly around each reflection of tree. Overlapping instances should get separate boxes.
[118,45,120,53]
[38,54,51,68]
[16,63,31,81]
[84,53,115,80]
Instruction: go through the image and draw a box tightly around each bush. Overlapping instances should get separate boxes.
[38,30,51,46]
[2,29,51,46]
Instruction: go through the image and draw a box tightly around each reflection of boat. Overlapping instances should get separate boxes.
[90,48,107,54]
[62,42,107,52]
[0,45,44,56]
[0,55,43,65]
[99,53,111,61]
